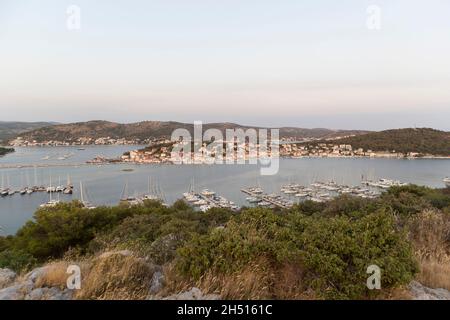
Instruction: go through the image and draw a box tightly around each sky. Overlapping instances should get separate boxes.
[1,0,450,130]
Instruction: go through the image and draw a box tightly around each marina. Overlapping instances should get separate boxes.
[0,146,449,235]
[241,187,294,209]
[183,189,239,212]
[119,177,167,207]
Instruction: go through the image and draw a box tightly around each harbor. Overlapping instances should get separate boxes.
[241,187,294,209]
[241,178,414,207]
[0,152,449,235]
[183,189,240,212]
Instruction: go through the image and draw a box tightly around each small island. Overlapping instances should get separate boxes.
[0,146,14,157]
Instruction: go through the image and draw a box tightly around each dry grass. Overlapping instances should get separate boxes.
[376,286,412,300]
[162,258,312,300]
[416,260,450,291]
[408,210,450,290]
[33,261,90,290]
[75,252,156,300]
[34,262,72,289]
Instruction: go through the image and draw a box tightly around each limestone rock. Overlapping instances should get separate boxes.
[0,268,16,289]
[0,281,33,300]
[98,250,132,259]
[149,270,165,295]
[25,287,74,300]
[25,266,51,284]
[163,287,220,300]
[409,281,450,300]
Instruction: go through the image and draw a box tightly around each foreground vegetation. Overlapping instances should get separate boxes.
[1,186,449,299]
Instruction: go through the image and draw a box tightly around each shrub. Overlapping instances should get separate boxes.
[0,249,37,272]
[176,208,298,279]
[176,208,418,299]
[10,202,145,260]
[296,210,418,299]
[88,204,233,264]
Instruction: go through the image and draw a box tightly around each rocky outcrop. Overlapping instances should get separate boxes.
[0,268,17,289]
[148,269,165,295]
[0,266,73,300]
[161,287,221,300]
[409,281,450,300]
[98,250,132,259]
[25,287,73,300]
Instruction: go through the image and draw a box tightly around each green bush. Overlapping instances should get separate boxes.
[381,185,450,216]
[296,210,418,299]
[177,207,418,299]
[10,201,145,260]
[177,208,298,279]
[91,205,233,264]
[0,250,37,272]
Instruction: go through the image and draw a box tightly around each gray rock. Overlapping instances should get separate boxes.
[149,270,165,295]
[45,287,73,300]
[0,281,33,300]
[25,287,74,300]
[25,266,51,284]
[25,288,46,300]
[409,281,450,300]
[0,268,16,289]
[98,250,132,259]
[163,287,220,300]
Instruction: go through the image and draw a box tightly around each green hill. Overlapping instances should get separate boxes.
[0,121,57,143]
[332,128,450,156]
[11,120,369,143]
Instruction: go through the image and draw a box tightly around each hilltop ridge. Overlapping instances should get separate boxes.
[326,128,450,156]
[8,120,368,143]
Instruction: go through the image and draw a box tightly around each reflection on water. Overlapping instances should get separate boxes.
[0,146,449,235]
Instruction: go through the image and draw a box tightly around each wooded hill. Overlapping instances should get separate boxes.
[11,120,369,142]
[316,128,450,156]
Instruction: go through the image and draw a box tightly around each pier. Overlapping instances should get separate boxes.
[241,187,293,209]
[184,189,239,212]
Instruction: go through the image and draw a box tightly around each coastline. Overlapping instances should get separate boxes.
[2,154,450,170]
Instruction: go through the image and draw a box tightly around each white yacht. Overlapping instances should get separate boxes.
[41,179,60,208]
[40,199,60,208]
[444,177,450,188]
[201,189,216,197]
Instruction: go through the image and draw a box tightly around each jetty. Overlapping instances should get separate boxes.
[241,187,293,209]
[184,189,239,212]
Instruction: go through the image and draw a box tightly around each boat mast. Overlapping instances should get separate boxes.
[80,181,84,204]
[34,166,38,186]
[49,176,52,202]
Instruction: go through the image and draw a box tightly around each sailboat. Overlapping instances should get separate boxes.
[63,175,73,194]
[0,173,8,196]
[139,176,159,202]
[120,180,138,205]
[80,181,96,209]
[40,177,60,208]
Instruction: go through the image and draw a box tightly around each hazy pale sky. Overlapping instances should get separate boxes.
[1,0,450,130]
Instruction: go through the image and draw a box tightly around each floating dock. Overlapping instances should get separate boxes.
[241,187,293,209]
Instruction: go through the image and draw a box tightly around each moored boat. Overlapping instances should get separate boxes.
[444,177,450,188]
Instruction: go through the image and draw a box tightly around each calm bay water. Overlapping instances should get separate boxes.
[0,146,449,235]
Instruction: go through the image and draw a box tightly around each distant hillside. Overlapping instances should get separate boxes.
[321,128,450,156]
[12,120,369,143]
[0,121,57,143]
